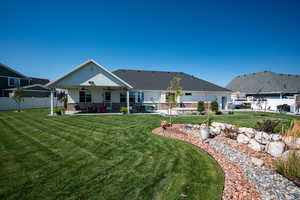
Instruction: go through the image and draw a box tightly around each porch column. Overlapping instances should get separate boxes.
[126,89,130,114]
[50,90,54,116]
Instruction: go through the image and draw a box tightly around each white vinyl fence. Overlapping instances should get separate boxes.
[251,98,296,113]
[0,97,63,111]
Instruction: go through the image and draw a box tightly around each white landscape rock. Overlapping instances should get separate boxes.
[251,157,264,167]
[266,141,285,157]
[255,131,272,144]
[238,127,256,138]
[270,134,282,141]
[283,136,300,149]
[248,139,264,151]
[281,150,300,162]
[237,134,250,144]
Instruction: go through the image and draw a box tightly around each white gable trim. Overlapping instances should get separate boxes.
[47,60,133,89]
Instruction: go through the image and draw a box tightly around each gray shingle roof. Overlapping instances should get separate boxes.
[226,71,300,94]
[113,69,231,92]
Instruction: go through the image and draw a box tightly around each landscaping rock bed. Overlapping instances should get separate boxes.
[209,139,300,200]
[153,124,300,200]
[153,125,261,200]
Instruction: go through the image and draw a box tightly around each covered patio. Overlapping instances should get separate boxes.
[48,60,132,115]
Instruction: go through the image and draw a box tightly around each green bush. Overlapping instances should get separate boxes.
[228,111,234,115]
[197,101,205,113]
[215,111,223,115]
[120,107,128,113]
[210,101,219,112]
[255,120,280,133]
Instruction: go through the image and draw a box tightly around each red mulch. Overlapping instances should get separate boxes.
[153,124,261,200]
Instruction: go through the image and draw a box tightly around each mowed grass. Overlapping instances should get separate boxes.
[0,109,225,200]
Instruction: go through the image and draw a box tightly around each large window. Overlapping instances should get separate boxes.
[104,91,111,101]
[120,92,126,103]
[79,89,91,103]
[120,92,139,103]
[8,78,20,87]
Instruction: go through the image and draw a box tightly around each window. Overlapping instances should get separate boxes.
[129,92,135,103]
[120,92,136,103]
[79,89,91,103]
[165,92,175,102]
[137,92,144,103]
[120,92,126,103]
[8,78,20,87]
[185,93,192,96]
[104,91,111,101]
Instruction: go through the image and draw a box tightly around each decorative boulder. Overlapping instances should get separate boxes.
[251,157,264,167]
[200,127,210,139]
[211,122,226,130]
[283,136,300,149]
[248,139,264,151]
[255,131,272,144]
[266,141,285,157]
[281,150,300,162]
[238,127,256,138]
[270,134,282,141]
[237,134,250,144]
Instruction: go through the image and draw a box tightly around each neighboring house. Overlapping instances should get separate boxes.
[48,60,231,113]
[0,63,50,97]
[0,63,63,111]
[226,71,300,112]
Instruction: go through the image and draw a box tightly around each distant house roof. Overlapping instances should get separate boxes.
[226,71,300,94]
[113,69,231,92]
[30,77,50,85]
[0,63,49,85]
[0,63,27,78]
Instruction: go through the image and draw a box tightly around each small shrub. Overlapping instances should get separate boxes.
[223,127,238,140]
[197,101,205,113]
[228,111,234,115]
[215,111,223,115]
[255,120,280,133]
[283,120,300,138]
[276,151,300,184]
[120,107,128,114]
[277,104,291,112]
[274,120,292,133]
[210,101,219,112]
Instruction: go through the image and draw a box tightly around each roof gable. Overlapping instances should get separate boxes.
[113,69,231,92]
[48,60,132,88]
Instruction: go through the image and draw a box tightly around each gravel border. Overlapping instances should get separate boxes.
[209,139,300,200]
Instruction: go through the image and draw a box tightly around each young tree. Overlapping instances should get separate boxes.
[166,77,183,124]
[197,101,205,114]
[12,87,24,112]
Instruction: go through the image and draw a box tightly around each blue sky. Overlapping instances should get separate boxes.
[1,0,300,86]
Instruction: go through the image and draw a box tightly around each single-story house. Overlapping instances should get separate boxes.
[48,60,232,114]
[226,71,300,112]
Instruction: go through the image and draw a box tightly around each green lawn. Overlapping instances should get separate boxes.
[0,109,224,200]
[1,110,299,200]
